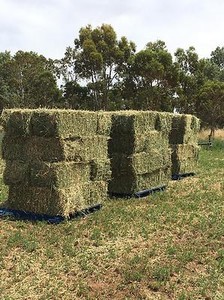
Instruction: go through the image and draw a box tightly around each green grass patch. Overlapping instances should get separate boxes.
[0,142,224,299]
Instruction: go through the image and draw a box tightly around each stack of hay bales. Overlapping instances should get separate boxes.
[1,109,111,216]
[169,114,200,175]
[108,111,173,196]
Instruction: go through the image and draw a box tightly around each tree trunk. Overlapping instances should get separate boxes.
[209,127,215,140]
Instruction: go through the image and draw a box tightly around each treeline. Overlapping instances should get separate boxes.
[0,24,224,132]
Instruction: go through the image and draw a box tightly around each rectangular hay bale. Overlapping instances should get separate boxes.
[1,109,33,136]
[109,167,170,195]
[7,184,84,216]
[30,109,99,138]
[110,150,171,176]
[109,130,169,155]
[96,112,112,136]
[171,144,200,174]
[30,161,90,188]
[7,181,108,216]
[2,135,109,162]
[90,159,111,181]
[110,111,158,135]
[169,114,200,145]
[83,181,108,205]
[3,160,29,185]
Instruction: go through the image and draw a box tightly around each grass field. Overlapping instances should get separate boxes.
[0,140,224,299]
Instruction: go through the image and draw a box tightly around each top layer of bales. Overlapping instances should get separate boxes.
[1,109,200,145]
[96,111,112,136]
[109,110,175,137]
[1,109,112,138]
[109,130,169,155]
[110,111,158,135]
[1,109,33,137]
[169,114,200,144]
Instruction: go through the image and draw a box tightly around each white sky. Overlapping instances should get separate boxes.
[0,0,224,59]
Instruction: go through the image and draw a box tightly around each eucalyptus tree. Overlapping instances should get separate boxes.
[0,51,60,108]
[123,40,179,111]
[210,46,224,81]
[196,80,224,136]
[174,46,224,114]
[60,24,136,110]
[174,46,200,113]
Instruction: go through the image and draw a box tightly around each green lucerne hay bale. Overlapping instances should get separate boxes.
[110,110,158,135]
[30,159,111,188]
[169,114,200,145]
[30,161,90,188]
[169,114,185,144]
[109,130,169,155]
[96,111,112,136]
[109,167,170,195]
[1,109,33,137]
[7,184,86,216]
[132,151,171,175]
[154,112,173,136]
[90,159,111,181]
[2,135,29,161]
[30,109,99,138]
[7,180,108,216]
[56,135,108,162]
[172,144,200,160]
[184,115,200,144]
[2,135,108,162]
[171,144,200,174]
[171,159,197,175]
[3,160,29,185]
[83,181,108,206]
[4,159,110,187]
[110,151,170,177]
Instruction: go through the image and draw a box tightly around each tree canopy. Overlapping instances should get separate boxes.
[0,51,60,109]
[0,23,224,131]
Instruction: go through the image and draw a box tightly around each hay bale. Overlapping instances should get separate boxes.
[155,112,173,136]
[111,151,170,177]
[110,111,158,135]
[169,114,200,144]
[30,109,99,138]
[96,112,112,136]
[83,181,108,205]
[7,184,85,216]
[30,161,90,188]
[3,161,29,185]
[171,144,200,174]
[109,167,170,195]
[90,159,111,181]
[7,180,108,216]
[1,109,32,136]
[108,110,173,195]
[60,136,109,162]
[132,151,171,174]
[109,111,173,136]
[2,135,29,161]
[2,135,108,162]
[109,130,169,155]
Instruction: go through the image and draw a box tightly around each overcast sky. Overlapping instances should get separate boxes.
[0,0,224,60]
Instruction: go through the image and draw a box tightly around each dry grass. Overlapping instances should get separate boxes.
[198,129,224,140]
